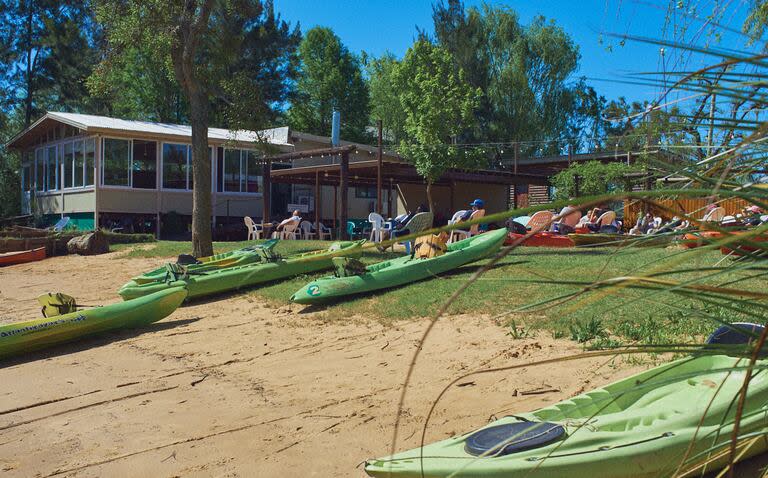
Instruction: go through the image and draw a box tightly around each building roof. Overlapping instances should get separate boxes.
[270,157,550,187]
[6,111,292,149]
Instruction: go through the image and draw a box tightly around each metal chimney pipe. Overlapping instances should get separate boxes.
[331,109,341,147]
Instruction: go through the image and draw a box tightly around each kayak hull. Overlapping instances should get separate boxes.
[118,241,364,301]
[505,232,574,247]
[0,247,46,266]
[0,287,187,359]
[130,241,274,285]
[365,354,768,478]
[291,229,507,304]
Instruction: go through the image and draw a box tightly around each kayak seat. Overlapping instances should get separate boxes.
[38,292,78,318]
[177,253,201,265]
[333,257,368,277]
[464,421,565,457]
[165,262,189,281]
[414,234,447,259]
[257,248,280,263]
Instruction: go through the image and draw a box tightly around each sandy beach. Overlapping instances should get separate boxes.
[0,250,754,477]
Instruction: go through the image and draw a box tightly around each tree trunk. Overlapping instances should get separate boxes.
[170,0,214,257]
[425,181,435,215]
[189,91,213,257]
[24,2,34,127]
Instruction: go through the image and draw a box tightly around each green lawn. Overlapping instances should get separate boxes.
[112,240,767,344]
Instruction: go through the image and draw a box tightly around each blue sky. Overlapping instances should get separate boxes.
[273,0,753,104]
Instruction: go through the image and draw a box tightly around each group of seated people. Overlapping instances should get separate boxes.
[627,203,766,236]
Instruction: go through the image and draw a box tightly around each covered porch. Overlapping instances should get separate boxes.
[263,145,550,239]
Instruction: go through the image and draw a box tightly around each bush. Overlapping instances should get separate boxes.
[101,230,156,244]
[552,160,639,200]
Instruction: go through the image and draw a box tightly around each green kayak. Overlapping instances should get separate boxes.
[290,228,506,305]
[569,233,673,247]
[0,287,186,359]
[118,241,364,301]
[130,239,278,285]
[365,353,768,477]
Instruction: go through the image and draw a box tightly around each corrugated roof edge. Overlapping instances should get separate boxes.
[6,111,293,149]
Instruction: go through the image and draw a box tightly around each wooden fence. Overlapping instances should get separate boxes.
[623,197,752,228]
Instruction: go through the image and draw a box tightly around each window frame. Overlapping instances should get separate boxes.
[100,136,133,189]
[218,147,263,196]
[160,142,190,191]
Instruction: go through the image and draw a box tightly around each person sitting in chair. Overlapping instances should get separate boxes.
[275,210,302,232]
[390,204,428,239]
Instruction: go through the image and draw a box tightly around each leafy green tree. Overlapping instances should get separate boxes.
[287,27,370,142]
[430,1,601,152]
[93,0,298,256]
[89,1,299,126]
[744,0,768,46]
[89,46,188,123]
[551,160,638,201]
[0,110,21,219]
[365,52,406,144]
[0,0,100,126]
[393,40,481,211]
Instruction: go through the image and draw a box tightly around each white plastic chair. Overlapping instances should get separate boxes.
[703,206,726,222]
[281,221,299,240]
[318,222,332,240]
[368,212,390,243]
[450,209,485,243]
[397,212,434,253]
[52,216,70,232]
[299,220,316,240]
[244,216,262,240]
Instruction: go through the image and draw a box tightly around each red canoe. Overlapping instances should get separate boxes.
[0,247,47,266]
[681,231,723,249]
[720,233,768,256]
[505,232,575,248]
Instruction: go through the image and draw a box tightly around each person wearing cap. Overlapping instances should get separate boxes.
[742,205,764,227]
[452,199,486,238]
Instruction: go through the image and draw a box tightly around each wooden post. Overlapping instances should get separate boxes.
[449,180,455,213]
[333,184,338,234]
[315,170,321,239]
[376,119,383,215]
[388,178,393,218]
[513,143,518,175]
[94,135,101,230]
[262,157,271,224]
[340,151,349,239]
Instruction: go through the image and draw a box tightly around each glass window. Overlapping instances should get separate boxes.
[22,164,31,192]
[245,151,262,193]
[46,146,58,191]
[162,143,187,189]
[132,140,157,189]
[35,148,45,191]
[216,147,224,192]
[103,138,130,186]
[84,138,95,186]
[63,142,74,188]
[186,146,194,191]
[74,140,84,187]
[355,187,377,199]
[223,149,241,192]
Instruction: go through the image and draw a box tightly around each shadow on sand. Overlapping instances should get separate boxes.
[1,317,203,368]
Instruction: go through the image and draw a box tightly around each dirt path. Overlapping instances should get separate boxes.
[0,252,686,476]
